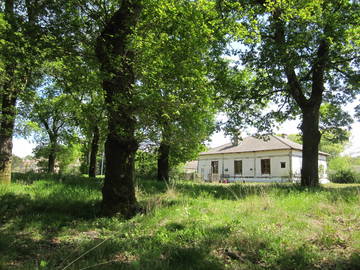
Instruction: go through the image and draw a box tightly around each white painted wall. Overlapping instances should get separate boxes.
[291,150,328,182]
[198,149,328,182]
[291,151,303,178]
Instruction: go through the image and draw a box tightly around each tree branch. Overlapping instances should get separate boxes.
[310,38,329,106]
[272,9,308,108]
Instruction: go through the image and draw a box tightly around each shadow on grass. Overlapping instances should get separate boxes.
[2,220,358,270]
[1,175,359,269]
[0,184,102,253]
[0,186,103,269]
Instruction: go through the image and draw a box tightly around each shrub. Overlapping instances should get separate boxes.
[329,169,360,183]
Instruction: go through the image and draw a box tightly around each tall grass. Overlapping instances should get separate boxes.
[0,174,359,269]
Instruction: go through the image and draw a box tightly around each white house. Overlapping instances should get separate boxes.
[198,135,329,184]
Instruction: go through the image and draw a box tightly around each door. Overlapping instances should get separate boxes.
[211,161,219,174]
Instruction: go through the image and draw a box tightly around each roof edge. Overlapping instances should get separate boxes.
[272,135,297,149]
[199,148,294,156]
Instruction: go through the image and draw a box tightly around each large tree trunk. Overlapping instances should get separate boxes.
[157,141,170,182]
[300,107,321,187]
[95,0,142,217]
[88,125,100,178]
[0,93,17,184]
[0,0,16,184]
[272,9,328,187]
[0,87,17,184]
[102,128,138,217]
[47,138,57,174]
[48,150,56,174]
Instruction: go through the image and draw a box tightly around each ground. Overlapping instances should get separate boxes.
[0,174,359,269]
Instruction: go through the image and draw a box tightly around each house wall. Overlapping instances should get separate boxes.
[198,150,292,182]
[291,150,328,182]
[291,151,303,178]
[198,149,328,183]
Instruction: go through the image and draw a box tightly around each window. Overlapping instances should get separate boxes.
[234,160,242,174]
[211,161,219,174]
[261,159,271,174]
[281,162,286,168]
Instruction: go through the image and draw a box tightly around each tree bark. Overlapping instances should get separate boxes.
[47,137,57,174]
[0,93,17,184]
[0,0,16,184]
[272,10,329,186]
[157,141,170,182]
[301,107,321,186]
[48,150,56,174]
[95,0,142,217]
[88,125,100,178]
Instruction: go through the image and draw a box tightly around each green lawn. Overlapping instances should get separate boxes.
[0,175,359,270]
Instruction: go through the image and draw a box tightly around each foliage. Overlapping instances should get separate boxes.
[328,156,352,172]
[16,84,81,173]
[319,103,352,143]
[135,150,157,180]
[319,138,348,160]
[33,143,82,174]
[0,176,359,269]
[220,0,360,185]
[327,156,360,184]
[57,143,82,174]
[132,0,230,167]
[19,86,78,145]
[329,169,360,184]
[287,130,350,159]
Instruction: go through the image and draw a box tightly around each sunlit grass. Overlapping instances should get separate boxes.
[0,174,359,269]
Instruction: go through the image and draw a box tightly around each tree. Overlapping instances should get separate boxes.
[156,108,216,182]
[0,0,86,183]
[19,85,78,173]
[223,0,360,186]
[51,54,107,178]
[95,0,142,217]
[93,0,230,216]
[0,0,40,183]
[33,142,82,174]
[132,0,229,182]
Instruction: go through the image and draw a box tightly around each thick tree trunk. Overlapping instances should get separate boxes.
[47,150,56,174]
[102,129,138,217]
[96,0,142,217]
[88,126,100,178]
[157,141,170,182]
[272,9,329,187]
[0,92,17,184]
[47,138,57,174]
[300,107,321,187]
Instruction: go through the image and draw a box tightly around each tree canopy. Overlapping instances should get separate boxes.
[221,0,360,186]
[1,0,359,217]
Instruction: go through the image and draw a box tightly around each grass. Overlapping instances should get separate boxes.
[0,174,359,270]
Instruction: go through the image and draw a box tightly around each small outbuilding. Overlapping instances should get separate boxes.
[198,135,329,184]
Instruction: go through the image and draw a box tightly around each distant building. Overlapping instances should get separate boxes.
[198,135,329,184]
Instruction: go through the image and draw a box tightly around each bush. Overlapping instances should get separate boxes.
[329,169,360,183]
